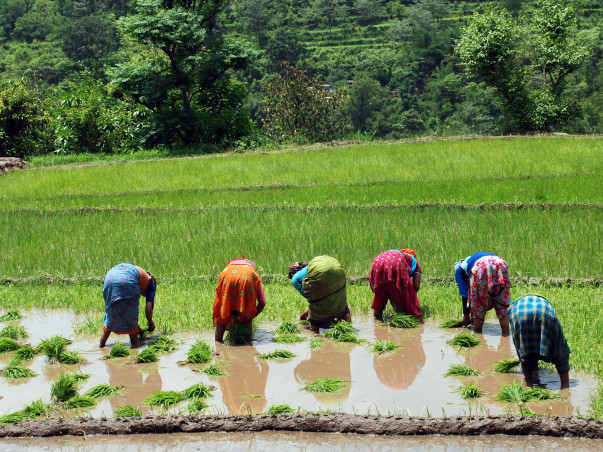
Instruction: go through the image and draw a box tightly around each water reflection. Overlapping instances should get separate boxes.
[105,358,162,415]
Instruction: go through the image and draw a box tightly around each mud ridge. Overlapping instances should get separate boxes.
[1,414,602,439]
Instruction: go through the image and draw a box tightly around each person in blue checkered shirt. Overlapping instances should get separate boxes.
[507,294,571,388]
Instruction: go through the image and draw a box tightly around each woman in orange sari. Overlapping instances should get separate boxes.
[213,257,266,342]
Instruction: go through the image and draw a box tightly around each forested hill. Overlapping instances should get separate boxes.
[0,0,601,158]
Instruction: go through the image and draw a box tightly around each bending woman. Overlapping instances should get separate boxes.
[507,294,570,389]
[455,252,496,326]
[100,263,156,348]
[369,249,423,321]
[288,255,351,332]
[468,255,511,335]
[213,257,266,343]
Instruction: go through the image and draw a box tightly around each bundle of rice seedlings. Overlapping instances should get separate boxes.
[0,337,21,353]
[115,405,142,418]
[303,377,348,394]
[51,372,81,402]
[448,332,481,348]
[495,383,561,403]
[0,310,23,322]
[323,322,362,343]
[266,404,294,415]
[148,336,177,353]
[310,338,324,349]
[72,371,90,382]
[37,336,71,360]
[201,364,226,376]
[439,319,464,329]
[460,383,483,399]
[0,399,50,425]
[63,395,97,409]
[274,320,302,335]
[1,361,36,379]
[57,350,87,364]
[524,387,562,401]
[145,390,186,408]
[135,347,158,363]
[494,358,521,373]
[445,364,480,377]
[258,349,296,360]
[335,332,363,343]
[182,383,213,399]
[84,384,120,399]
[370,340,401,355]
[187,340,213,364]
[389,314,420,329]
[224,324,253,345]
[273,334,305,344]
[14,345,37,361]
[0,325,29,339]
[107,343,131,359]
[187,397,210,414]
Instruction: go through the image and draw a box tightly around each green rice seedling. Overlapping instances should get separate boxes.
[274,320,302,335]
[445,364,480,377]
[57,350,87,364]
[37,336,70,360]
[201,364,226,376]
[494,359,521,373]
[0,399,50,425]
[370,340,401,355]
[145,390,186,408]
[524,387,562,401]
[266,404,294,415]
[323,321,362,343]
[0,310,23,322]
[187,397,210,414]
[303,378,348,394]
[84,384,120,399]
[439,319,464,329]
[182,382,213,399]
[1,361,36,379]
[495,383,561,403]
[14,345,36,361]
[148,336,177,353]
[273,334,305,344]
[310,338,324,348]
[115,405,142,418]
[0,338,22,353]
[243,393,262,398]
[51,372,81,402]
[135,347,158,363]
[72,371,90,382]
[460,383,483,400]
[63,395,97,409]
[224,324,253,345]
[0,325,29,339]
[389,314,420,329]
[187,339,213,364]
[258,349,297,360]
[107,343,131,359]
[448,332,481,348]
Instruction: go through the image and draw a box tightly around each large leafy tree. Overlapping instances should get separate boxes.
[110,0,256,147]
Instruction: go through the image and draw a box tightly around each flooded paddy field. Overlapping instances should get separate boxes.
[0,310,598,420]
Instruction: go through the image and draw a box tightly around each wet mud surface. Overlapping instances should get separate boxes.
[0,313,599,432]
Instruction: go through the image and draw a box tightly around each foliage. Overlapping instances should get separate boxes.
[265,404,294,414]
[84,384,120,399]
[495,383,561,403]
[258,349,296,359]
[388,314,420,329]
[0,310,23,321]
[225,323,253,345]
[439,319,464,329]
[107,343,132,359]
[135,347,158,363]
[1,361,37,379]
[51,372,81,402]
[63,395,97,409]
[145,390,186,408]
[460,383,483,399]
[201,364,226,376]
[262,64,347,143]
[115,405,143,417]
[37,335,71,360]
[187,397,210,413]
[370,340,401,355]
[273,334,305,344]
[310,338,324,349]
[448,332,481,348]
[0,338,22,353]
[148,335,178,353]
[303,377,348,393]
[494,359,521,373]
[182,383,213,399]
[0,399,50,425]
[14,345,36,361]
[187,340,213,363]
[0,325,29,339]
[323,321,361,343]
[445,364,480,377]
[274,320,302,335]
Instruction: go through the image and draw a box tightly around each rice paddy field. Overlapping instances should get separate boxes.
[0,135,602,420]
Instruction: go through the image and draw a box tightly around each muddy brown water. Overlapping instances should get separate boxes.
[0,312,598,421]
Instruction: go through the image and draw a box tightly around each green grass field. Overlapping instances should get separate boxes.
[1,136,602,415]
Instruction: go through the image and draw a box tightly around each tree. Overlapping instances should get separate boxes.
[457,1,587,131]
[110,0,257,147]
[344,74,387,133]
[310,0,347,33]
[236,0,275,45]
[12,0,65,43]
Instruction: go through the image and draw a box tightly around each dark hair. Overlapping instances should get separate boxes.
[288,262,308,279]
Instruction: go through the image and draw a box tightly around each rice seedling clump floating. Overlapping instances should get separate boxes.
[370,340,401,355]
[14,345,36,361]
[494,358,521,373]
[187,397,210,414]
[0,399,50,425]
[266,404,295,414]
[84,384,120,399]
[148,336,178,353]
[0,338,21,353]
[439,319,464,329]
[445,364,480,376]
[388,314,420,329]
[323,322,362,343]
[273,334,305,344]
[258,349,296,360]
[182,382,213,399]
[0,310,23,322]
[201,364,226,376]
[106,343,131,359]
[310,338,324,349]
[1,360,37,379]
[187,340,213,364]
[37,336,71,361]
[145,390,186,408]
[460,383,483,399]
[57,350,87,364]
[0,325,29,339]
[135,347,158,363]
[303,377,348,394]
[495,383,561,403]
[63,395,97,409]
[224,324,253,345]
[51,372,82,402]
[448,332,481,348]
[274,320,302,335]
[115,405,142,418]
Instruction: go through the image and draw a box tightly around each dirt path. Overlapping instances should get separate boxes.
[1,414,602,438]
